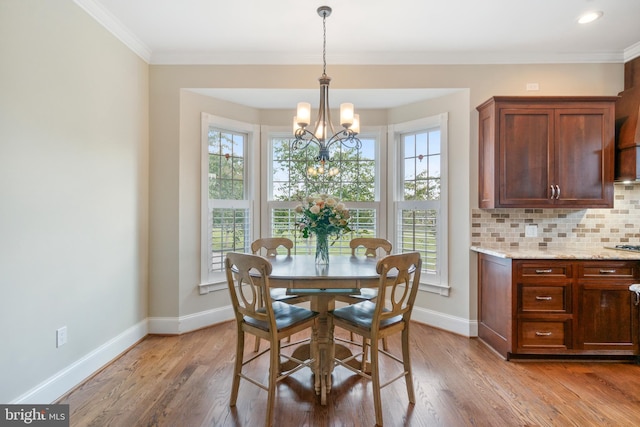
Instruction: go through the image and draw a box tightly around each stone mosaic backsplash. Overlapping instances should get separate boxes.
[472,185,640,250]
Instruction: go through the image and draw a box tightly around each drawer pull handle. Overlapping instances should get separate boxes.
[535,331,552,337]
[535,296,552,301]
[535,269,553,274]
[599,269,616,274]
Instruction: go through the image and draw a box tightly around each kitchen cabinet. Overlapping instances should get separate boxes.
[576,262,639,352]
[477,97,617,208]
[478,254,639,359]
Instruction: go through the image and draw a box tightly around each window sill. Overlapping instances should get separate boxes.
[199,281,227,295]
[419,281,450,296]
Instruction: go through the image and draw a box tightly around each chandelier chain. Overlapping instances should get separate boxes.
[322,12,327,77]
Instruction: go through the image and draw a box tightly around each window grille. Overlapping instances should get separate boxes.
[268,133,380,250]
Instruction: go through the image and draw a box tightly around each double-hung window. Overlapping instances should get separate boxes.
[200,113,260,284]
[263,127,386,252]
[389,114,448,294]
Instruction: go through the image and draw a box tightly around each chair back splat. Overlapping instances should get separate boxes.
[350,237,392,257]
[375,252,422,327]
[226,252,273,329]
[251,237,293,257]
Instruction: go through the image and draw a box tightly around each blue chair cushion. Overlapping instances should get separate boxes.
[331,300,402,329]
[244,301,317,331]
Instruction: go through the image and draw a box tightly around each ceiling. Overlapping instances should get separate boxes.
[76,0,640,109]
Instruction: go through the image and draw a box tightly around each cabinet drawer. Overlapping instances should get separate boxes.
[579,263,636,279]
[518,262,572,279]
[519,320,570,349]
[520,286,568,313]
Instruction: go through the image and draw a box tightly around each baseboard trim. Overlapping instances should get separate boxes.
[148,305,234,335]
[11,319,148,404]
[411,306,478,337]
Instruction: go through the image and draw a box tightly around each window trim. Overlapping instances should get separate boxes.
[388,113,449,295]
[200,113,260,287]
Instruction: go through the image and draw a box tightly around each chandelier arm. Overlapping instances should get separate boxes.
[291,129,321,151]
[326,131,362,151]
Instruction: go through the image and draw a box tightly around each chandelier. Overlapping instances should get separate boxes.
[292,6,361,175]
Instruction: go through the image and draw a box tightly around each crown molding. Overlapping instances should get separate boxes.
[624,41,640,62]
[73,0,151,63]
[150,50,625,65]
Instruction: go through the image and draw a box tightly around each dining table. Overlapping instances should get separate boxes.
[265,254,383,405]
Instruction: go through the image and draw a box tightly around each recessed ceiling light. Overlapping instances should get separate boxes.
[578,11,603,24]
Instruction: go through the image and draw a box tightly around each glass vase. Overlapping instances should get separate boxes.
[315,232,330,265]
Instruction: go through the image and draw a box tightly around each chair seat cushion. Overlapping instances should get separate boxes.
[331,300,402,329]
[244,301,317,331]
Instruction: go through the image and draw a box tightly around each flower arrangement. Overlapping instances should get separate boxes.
[295,194,352,239]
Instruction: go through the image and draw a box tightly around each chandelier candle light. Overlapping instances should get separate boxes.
[292,6,362,176]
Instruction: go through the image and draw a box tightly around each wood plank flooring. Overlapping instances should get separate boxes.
[58,321,640,426]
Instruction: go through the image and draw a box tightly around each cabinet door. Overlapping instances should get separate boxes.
[576,281,639,352]
[499,108,554,206]
[553,107,614,207]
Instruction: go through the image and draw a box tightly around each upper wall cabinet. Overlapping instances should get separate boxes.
[477,97,617,209]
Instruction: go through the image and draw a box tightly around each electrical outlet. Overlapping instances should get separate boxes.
[525,224,538,237]
[56,326,67,348]
[526,83,539,91]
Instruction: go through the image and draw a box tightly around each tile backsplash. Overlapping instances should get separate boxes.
[471,185,640,250]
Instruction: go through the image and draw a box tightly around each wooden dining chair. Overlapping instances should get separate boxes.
[329,252,422,427]
[251,237,311,351]
[335,238,393,350]
[225,252,318,427]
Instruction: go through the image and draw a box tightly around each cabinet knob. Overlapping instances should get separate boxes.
[555,185,560,199]
[549,185,555,199]
[535,296,553,301]
[599,269,616,274]
[535,269,553,274]
[535,331,553,336]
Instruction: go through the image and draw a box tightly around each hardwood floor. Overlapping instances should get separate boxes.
[59,321,640,426]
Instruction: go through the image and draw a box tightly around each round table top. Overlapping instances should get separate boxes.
[267,254,381,281]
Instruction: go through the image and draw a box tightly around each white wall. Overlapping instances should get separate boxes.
[0,0,149,403]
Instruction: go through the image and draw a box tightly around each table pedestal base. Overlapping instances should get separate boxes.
[285,342,366,404]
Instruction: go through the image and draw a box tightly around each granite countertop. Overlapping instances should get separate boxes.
[470,245,640,260]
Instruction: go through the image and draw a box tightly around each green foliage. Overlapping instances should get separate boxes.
[271,137,375,202]
[208,129,244,200]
